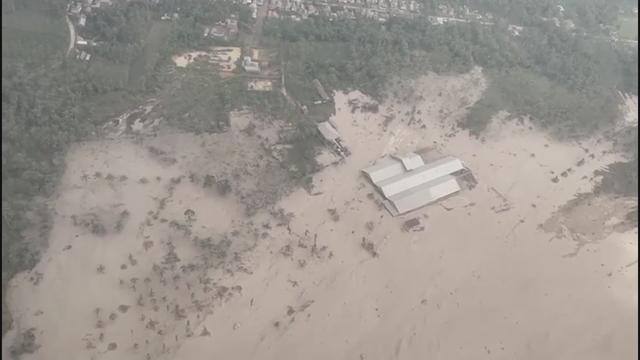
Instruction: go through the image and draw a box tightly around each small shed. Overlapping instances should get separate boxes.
[402,218,424,232]
[312,79,330,101]
[242,56,260,73]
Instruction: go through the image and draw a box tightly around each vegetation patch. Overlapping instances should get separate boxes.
[9,328,39,358]
[127,21,173,91]
[463,70,621,139]
[1,10,66,68]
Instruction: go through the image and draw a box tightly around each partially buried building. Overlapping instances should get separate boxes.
[317,121,350,158]
[362,154,466,216]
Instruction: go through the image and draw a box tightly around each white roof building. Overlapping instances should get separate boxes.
[392,152,424,171]
[362,157,406,184]
[242,56,260,73]
[376,156,463,198]
[76,36,88,46]
[385,175,461,215]
[363,154,467,216]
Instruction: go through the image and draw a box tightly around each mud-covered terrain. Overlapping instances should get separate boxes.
[3,69,637,360]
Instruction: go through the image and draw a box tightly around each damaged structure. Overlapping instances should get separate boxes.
[317,121,350,158]
[363,153,469,216]
[312,79,331,103]
[205,15,239,41]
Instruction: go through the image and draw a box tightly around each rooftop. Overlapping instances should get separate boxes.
[362,157,406,184]
[376,156,463,198]
[392,152,424,171]
[387,175,461,215]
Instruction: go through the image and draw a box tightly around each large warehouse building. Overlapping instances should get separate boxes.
[362,154,465,216]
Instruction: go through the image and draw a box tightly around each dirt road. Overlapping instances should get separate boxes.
[65,15,75,56]
[245,0,269,48]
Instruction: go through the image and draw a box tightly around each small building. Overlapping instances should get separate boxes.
[207,16,238,40]
[242,56,260,73]
[508,24,524,36]
[427,16,445,25]
[227,16,239,37]
[209,24,227,38]
[78,14,87,27]
[89,0,111,8]
[317,122,349,157]
[562,19,575,30]
[69,2,82,14]
[251,48,260,60]
[248,80,273,91]
[76,50,91,61]
[312,79,330,101]
[402,218,423,232]
[76,36,88,46]
[317,121,340,142]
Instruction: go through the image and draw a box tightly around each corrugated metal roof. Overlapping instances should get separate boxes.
[392,152,424,171]
[388,175,461,215]
[317,122,340,141]
[377,156,464,198]
[362,157,406,184]
[382,199,399,217]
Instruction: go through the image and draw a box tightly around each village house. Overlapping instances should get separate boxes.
[242,56,260,73]
[206,16,239,41]
[76,36,88,46]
